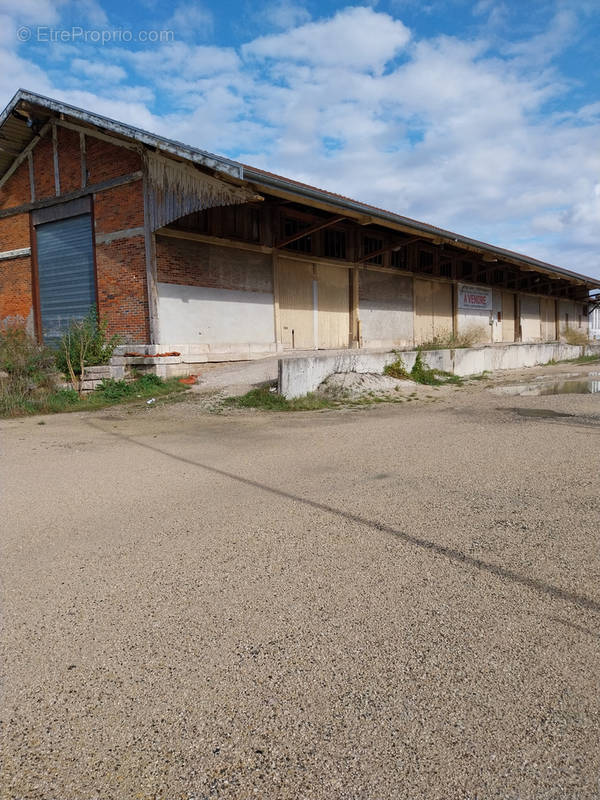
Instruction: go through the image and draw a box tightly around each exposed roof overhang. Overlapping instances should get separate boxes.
[1,88,599,292]
[0,88,242,180]
[242,167,600,291]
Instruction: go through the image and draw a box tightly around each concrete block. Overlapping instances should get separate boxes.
[181,354,209,364]
[186,344,210,355]
[83,366,111,378]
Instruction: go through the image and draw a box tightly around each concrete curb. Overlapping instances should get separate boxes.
[278,342,600,399]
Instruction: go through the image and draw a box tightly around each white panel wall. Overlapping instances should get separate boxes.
[158,282,275,347]
[559,300,587,336]
[520,295,541,342]
[456,307,491,343]
[590,307,600,340]
[358,270,413,347]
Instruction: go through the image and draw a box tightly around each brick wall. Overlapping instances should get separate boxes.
[0,161,30,210]
[0,214,29,251]
[0,256,32,326]
[57,127,81,195]
[156,236,273,293]
[96,236,149,343]
[32,135,55,201]
[94,182,144,234]
[0,214,32,327]
[0,128,150,343]
[86,137,141,184]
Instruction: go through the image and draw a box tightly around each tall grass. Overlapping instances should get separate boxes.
[418,326,487,350]
[0,323,58,416]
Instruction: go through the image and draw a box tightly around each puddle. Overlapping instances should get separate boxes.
[493,372,600,397]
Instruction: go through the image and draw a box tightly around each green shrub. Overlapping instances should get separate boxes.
[0,323,59,417]
[0,323,55,381]
[384,353,409,379]
[132,373,164,390]
[93,373,171,402]
[46,388,80,412]
[410,351,440,385]
[409,351,463,386]
[55,308,121,382]
[94,378,136,401]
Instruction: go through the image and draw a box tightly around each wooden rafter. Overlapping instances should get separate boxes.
[275,215,345,249]
[357,236,421,264]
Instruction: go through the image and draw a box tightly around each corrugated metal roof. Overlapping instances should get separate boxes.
[1,88,599,289]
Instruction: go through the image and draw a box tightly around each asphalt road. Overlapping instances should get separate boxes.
[1,367,600,799]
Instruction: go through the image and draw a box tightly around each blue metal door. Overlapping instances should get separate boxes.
[35,214,96,345]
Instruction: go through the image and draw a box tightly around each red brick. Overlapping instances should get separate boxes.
[156,236,273,293]
[96,236,149,343]
[0,255,33,325]
[86,138,141,184]
[0,161,31,210]
[57,127,81,195]
[0,214,30,251]
[32,134,55,201]
[94,181,144,234]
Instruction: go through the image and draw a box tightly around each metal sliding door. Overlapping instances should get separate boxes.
[35,214,96,345]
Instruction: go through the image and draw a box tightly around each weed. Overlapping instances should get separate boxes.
[407,351,464,387]
[384,353,409,379]
[55,308,121,389]
[543,353,598,367]
[46,388,80,411]
[418,327,487,350]
[468,371,490,381]
[566,353,599,364]
[0,323,55,381]
[93,374,183,404]
[0,365,186,418]
[224,386,335,411]
[94,378,135,401]
[0,322,59,417]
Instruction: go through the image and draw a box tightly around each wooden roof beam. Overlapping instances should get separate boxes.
[357,236,421,263]
[275,215,345,248]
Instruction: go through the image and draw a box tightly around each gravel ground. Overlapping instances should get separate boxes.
[1,361,600,799]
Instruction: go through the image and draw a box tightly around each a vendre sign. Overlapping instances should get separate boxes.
[458,284,492,311]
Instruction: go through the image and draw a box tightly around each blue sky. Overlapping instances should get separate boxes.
[1,0,599,277]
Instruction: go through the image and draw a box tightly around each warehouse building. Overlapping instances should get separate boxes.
[1,89,599,371]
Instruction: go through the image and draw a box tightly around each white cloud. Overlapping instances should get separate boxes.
[260,0,311,30]
[72,58,126,83]
[165,3,214,40]
[0,0,64,24]
[505,9,578,65]
[122,42,240,79]
[76,0,108,27]
[243,6,411,70]
[0,2,598,278]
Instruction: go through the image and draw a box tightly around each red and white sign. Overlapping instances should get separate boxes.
[458,284,492,310]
